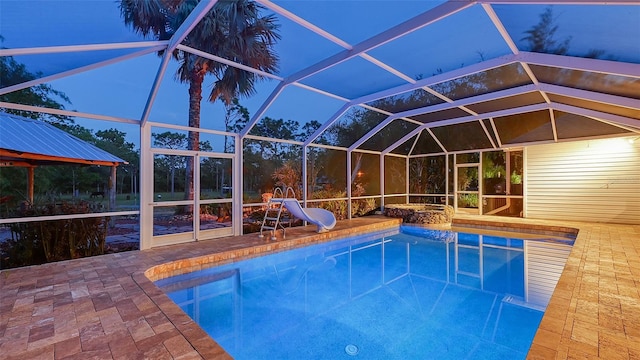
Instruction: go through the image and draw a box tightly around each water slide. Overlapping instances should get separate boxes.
[282,199,337,233]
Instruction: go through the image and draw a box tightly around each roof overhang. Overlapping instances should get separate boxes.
[0,149,125,167]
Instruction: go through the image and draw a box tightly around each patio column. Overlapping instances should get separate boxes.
[379,155,384,211]
[139,123,153,250]
[405,156,410,204]
[27,166,34,204]
[347,150,352,219]
[302,146,307,205]
[109,165,117,211]
[234,134,243,236]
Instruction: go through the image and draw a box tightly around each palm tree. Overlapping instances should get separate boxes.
[119,0,280,203]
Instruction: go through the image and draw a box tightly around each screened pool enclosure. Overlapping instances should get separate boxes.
[0,0,638,251]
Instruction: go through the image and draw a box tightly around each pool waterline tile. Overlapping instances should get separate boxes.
[1,215,639,359]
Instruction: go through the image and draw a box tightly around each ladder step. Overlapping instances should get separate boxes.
[262,226,275,230]
[264,217,279,221]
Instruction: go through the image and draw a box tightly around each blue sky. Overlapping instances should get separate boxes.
[0,0,355,148]
[1,1,638,150]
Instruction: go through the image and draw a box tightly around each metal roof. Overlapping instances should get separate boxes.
[0,112,126,166]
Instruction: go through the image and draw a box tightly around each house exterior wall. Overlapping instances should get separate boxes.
[525,137,640,225]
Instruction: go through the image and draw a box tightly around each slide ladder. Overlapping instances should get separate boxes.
[259,187,295,240]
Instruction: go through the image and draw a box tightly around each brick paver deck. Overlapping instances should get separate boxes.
[1,215,638,359]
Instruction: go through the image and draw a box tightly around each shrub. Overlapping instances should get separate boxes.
[458,194,478,208]
[1,201,107,269]
[311,188,376,220]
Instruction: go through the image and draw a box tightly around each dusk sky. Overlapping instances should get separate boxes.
[1,1,638,150]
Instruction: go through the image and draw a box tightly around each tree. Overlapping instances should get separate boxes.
[0,36,73,125]
[223,98,250,153]
[272,161,301,196]
[119,0,280,204]
[520,7,607,94]
[153,132,188,197]
[298,120,322,195]
[522,6,605,60]
[298,120,322,142]
[248,117,299,159]
[94,129,139,195]
[225,110,309,196]
[151,131,213,198]
[325,108,385,189]
[521,7,570,55]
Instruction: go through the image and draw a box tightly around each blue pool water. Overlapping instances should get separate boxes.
[156,226,573,360]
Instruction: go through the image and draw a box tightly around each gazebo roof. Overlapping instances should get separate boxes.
[0,112,126,167]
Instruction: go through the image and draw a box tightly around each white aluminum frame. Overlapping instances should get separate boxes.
[1,0,638,249]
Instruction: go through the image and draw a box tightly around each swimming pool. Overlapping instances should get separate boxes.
[156,226,573,359]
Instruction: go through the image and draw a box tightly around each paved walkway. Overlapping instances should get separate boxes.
[1,215,639,359]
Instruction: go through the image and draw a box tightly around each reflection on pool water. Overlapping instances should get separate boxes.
[155,226,573,360]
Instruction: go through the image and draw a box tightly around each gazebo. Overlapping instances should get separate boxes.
[0,112,127,206]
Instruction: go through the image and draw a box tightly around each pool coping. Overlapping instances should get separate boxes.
[144,217,577,359]
[143,218,402,283]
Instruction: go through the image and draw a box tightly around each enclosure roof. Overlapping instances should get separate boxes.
[0,0,639,155]
[0,112,127,167]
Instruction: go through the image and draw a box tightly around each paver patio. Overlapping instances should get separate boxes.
[1,215,639,359]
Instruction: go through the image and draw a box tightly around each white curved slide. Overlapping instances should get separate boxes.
[282,199,337,233]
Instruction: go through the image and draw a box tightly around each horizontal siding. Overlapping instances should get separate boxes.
[526,137,640,225]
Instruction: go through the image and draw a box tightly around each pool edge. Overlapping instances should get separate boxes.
[140,216,582,360]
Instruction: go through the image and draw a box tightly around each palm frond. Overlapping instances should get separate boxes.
[121,0,280,104]
[119,0,175,40]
